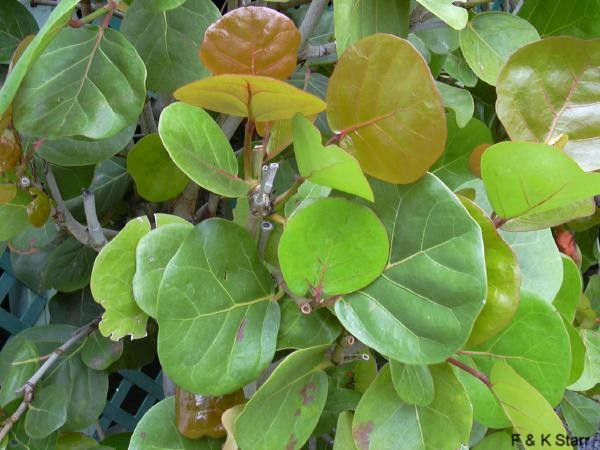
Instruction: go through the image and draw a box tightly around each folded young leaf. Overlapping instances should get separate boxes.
[175,74,326,121]
[481,141,600,223]
[292,114,373,201]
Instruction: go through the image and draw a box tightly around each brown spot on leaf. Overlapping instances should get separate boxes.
[286,434,298,450]
[353,421,374,450]
[140,431,146,439]
[298,382,317,405]
[294,408,301,416]
[236,318,248,342]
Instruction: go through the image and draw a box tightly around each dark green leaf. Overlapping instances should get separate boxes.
[234,345,330,450]
[44,238,96,293]
[13,26,146,140]
[518,0,600,38]
[0,0,38,64]
[336,174,486,364]
[121,0,219,93]
[157,218,279,395]
[0,341,38,407]
[49,288,103,327]
[560,390,600,438]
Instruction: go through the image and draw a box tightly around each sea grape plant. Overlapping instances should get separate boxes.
[0,0,599,449]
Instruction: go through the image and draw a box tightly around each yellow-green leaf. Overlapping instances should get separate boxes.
[175,74,326,121]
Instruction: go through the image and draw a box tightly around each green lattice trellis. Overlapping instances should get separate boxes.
[0,250,163,434]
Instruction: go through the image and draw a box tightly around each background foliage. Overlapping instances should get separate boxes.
[0,0,599,449]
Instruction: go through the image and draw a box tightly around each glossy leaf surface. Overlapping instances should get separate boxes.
[200,6,300,80]
[327,34,446,184]
[279,197,389,297]
[459,12,539,86]
[336,174,486,364]
[175,74,326,121]
[13,26,146,140]
[157,219,279,395]
[158,102,249,197]
[496,37,600,171]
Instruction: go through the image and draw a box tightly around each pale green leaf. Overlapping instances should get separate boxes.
[24,384,68,439]
[389,360,434,406]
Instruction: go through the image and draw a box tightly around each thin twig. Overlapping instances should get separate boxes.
[447,357,491,387]
[45,165,92,248]
[172,182,200,222]
[298,0,329,48]
[0,318,100,441]
[83,190,107,249]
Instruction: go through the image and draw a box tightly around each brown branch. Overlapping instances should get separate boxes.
[0,318,100,441]
[447,357,491,387]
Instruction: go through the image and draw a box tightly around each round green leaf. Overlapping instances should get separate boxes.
[468,293,571,406]
[461,198,520,346]
[459,12,539,86]
[352,363,471,450]
[129,397,223,449]
[278,197,389,297]
[44,238,96,293]
[133,222,194,318]
[481,142,600,225]
[0,0,79,116]
[13,26,146,140]
[34,123,136,166]
[81,330,124,371]
[327,33,446,184]
[24,384,68,439]
[91,217,151,340]
[335,174,486,364]
[389,360,435,406]
[490,361,568,446]
[158,102,249,198]
[121,0,219,93]
[157,218,279,395]
[277,299,342,350]
[127,134,189,202]
[234,345,330,450]
[496,37,600,172]
[0,0,38,64]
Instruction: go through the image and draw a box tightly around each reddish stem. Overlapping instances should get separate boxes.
[447,357,491,387]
